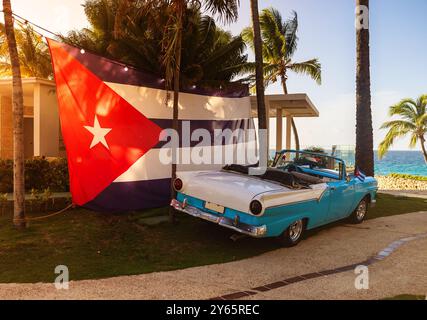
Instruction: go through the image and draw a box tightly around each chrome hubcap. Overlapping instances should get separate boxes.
[289,220,303,241]
[356,201,367,220]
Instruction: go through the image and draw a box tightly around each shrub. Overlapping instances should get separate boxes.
[303,146,327,154]
[389,173,427,181]
[0,157,69,193]
[25,157,51,191]
[47,158,69,192]
[0,159,13,193]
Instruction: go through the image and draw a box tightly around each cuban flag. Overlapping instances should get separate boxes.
[354,168,367,182]
[47,39,254,212]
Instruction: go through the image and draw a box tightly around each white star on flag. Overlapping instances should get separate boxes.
[84,115,112,149]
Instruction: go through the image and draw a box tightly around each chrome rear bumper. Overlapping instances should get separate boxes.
[170,199,267,237]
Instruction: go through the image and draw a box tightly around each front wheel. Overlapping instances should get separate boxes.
[278,219,305,247]
[348,197,369,224]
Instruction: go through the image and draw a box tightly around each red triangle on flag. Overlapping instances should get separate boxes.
[47,39,163,206]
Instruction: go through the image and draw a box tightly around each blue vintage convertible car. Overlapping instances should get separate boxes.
[171,150,378,246]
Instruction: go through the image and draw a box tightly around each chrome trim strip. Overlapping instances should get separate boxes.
[171,199,267,237]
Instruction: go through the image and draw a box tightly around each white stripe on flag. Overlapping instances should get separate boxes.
[105,82,252,120]
[114,141,258,183]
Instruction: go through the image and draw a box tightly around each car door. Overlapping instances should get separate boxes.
[327,178,356,222]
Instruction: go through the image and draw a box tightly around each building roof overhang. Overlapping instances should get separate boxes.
[250,93,319,118]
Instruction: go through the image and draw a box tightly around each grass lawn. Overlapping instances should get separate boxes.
[0,193,426,283]
[368,194,427,219]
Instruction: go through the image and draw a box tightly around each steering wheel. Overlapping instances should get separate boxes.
[294,158,319,169]
[284,163,302,173]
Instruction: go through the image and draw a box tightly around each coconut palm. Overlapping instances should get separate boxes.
[2,0,26,228]
[379,95,427,163]
[0,24,52,78]
[63,1,245,88]
[355,0,374,176]
[242,8,321,150]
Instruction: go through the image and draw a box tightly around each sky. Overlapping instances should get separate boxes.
[4,0,427,151]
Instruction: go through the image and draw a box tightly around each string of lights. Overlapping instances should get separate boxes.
[2,10,141,73]
[10,11,60,38]
[0,10,236,90]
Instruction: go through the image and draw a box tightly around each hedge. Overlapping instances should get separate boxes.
[0,157,69,193]
[388,173,427,181]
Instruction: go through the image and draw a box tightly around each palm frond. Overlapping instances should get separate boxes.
[415,94,427,116]
[389,99,418,121]
[409,133,418,148]
[203,0,239,24]
[418,113,427,128]
[378,124,413,159]
[288,58,321,84]
[260,8,286,60]
[284,11,298,58]
[379,120,417,130]
[241,27,254,52]
[0,24,52,79]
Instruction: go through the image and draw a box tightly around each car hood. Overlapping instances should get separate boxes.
[177,171,286,214]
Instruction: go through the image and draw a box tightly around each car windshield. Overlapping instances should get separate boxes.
[272,150,345,180]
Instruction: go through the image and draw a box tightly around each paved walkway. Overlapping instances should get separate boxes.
[0,211,426,300]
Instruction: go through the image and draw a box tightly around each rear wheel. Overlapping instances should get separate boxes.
[278,219,305,247]
[349,197,368,224]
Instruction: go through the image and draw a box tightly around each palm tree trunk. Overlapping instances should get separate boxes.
[420,136,427,164]
[113,0,129,40]
[169,1,184,224]
[355,0,374,176]
[281,77,300,151]
[250,0,268,162]
[3,0,26,228]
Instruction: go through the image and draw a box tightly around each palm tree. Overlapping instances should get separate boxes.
[2,0,26,228]
[355,0,374,176]
[249,0,268,137]
[0,24,52,78]
[379,95,427,163]
[63,1,246,88]
[242,8,321,150]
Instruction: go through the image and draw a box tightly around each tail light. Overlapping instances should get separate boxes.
[174,178,183,191]
[249,200,263,215]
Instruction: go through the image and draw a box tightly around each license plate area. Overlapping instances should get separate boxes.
[205,201,225,214]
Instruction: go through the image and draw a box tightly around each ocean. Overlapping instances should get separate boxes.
[269,150,427,177]
[374,151,427,176]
